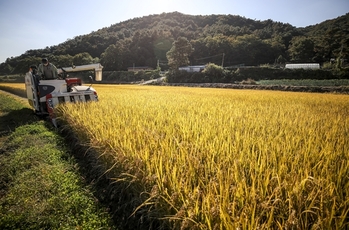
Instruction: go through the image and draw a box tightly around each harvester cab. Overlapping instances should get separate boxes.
[25,63,103,127]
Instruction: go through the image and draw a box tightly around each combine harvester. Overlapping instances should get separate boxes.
[25,63,103,127]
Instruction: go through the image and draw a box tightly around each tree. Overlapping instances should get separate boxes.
[166,37,193,70]
[276,55,287,65]
[47,54,74,68]
[0,63,13,75]
[100,42,125,71]
[129,31,157,67]
[230,34,275,65]
[72,52,94,66]
[288,36,315,62]
[202,63,226,82]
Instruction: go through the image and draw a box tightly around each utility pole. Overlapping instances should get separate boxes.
[221,53,225,67]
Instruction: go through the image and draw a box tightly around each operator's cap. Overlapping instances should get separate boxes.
[42,58,48,63]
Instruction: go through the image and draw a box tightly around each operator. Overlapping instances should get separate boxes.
[37,58,58,80]
[28,65,41,93]
[29,65,40,82]
[29,65,37,75]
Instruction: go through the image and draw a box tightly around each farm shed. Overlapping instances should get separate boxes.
[285,63,320,69]
[179,65,206,72]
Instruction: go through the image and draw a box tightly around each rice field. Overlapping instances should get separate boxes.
[0,83,27,97]
[55,85,349,229]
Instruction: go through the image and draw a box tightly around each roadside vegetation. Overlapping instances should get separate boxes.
[0,92,115,229]
[257,78,349,86]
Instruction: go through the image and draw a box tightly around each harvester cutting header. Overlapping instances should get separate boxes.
[25,59,103,126]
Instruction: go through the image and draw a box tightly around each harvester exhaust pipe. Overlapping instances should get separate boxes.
[95,69,102,81]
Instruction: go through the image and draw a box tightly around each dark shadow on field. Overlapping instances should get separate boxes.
[59,126,164,230]
[0,108,40,137]
[0,87,27,98]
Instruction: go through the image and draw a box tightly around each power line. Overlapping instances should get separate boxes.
[195,53,224,61]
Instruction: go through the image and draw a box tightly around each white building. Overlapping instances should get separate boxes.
[285,63,320,69]
[178,65,206,72]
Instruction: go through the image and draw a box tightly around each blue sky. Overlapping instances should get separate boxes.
[0,0,348,63]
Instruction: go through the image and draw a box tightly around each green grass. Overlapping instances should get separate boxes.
[0,93,115,229]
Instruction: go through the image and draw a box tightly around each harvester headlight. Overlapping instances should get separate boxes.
[48,99,54,108]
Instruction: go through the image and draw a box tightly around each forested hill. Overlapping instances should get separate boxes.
[1,11,348,74]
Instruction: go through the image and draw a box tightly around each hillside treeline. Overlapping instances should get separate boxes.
[0,12,348,75]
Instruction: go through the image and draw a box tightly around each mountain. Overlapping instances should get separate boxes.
[1,12,348,74]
